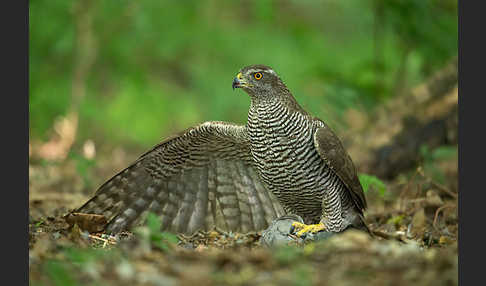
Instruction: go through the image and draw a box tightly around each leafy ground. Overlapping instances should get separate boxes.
[29,2,458,284]
[29,138,458,286]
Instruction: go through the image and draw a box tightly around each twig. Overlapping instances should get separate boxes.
[405,198,427,204]
[433,203,456,231]
[417,168,457,199]
[398,169,419,211]
[89,234,116,247]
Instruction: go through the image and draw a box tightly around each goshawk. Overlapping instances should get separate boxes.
[76,65,370,238]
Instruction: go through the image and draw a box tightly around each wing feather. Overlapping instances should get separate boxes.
[76,121,285,234]
[312,119,367,212]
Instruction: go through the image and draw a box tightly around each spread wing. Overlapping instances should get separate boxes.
[76,121,286,235]
[312,119,367,213]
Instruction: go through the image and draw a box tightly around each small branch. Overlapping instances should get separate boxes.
[433,203,456,231]
[417,168,457,199]
[398,169,419,211]
[89,234,117,248]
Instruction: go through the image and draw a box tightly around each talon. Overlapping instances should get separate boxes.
[290,221,307,234]
[289,225,296,234]
[290,222,326,238]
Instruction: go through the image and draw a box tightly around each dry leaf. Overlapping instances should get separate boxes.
[65,212,107,233]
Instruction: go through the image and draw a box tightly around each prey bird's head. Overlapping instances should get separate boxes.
[232,65,288,99]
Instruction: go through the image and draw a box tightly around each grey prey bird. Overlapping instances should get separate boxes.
[75,65,370,238]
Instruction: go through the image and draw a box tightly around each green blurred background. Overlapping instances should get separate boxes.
[29,0,457,150]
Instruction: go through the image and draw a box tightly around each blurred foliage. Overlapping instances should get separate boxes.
[359,173,387,197]
[274,244,304,265]
[44,260,77,286]
[68,152,96,189]
[29,0,457,148]
[419,144,458,184]
[386,214,405,227]
[135,212,179,252]
[38,245,122,286]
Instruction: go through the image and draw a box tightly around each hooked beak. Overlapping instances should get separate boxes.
[232,72,246,90]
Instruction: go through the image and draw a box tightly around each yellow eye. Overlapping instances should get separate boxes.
[254,72,263,80]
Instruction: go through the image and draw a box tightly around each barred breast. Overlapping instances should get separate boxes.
[247,99,354,227]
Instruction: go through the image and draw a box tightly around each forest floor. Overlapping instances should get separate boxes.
[29,140,458,286]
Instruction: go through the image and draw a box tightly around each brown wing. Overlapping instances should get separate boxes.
[312,119,367,212]
[76,121,286,235]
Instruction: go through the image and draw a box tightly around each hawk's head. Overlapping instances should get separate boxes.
[232,65,288,98]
